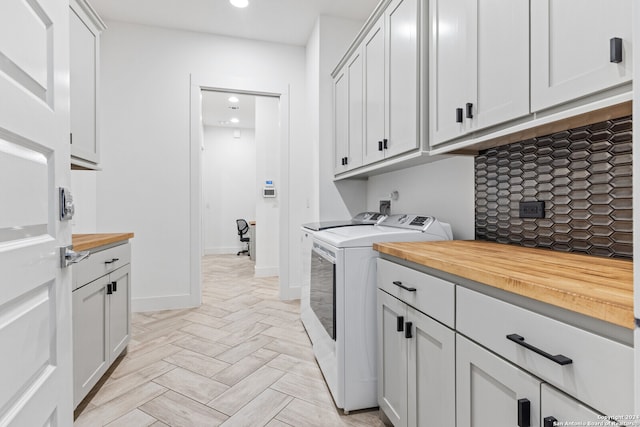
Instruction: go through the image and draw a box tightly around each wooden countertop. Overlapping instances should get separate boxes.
[373,240,634,329]
[72,233,134,251]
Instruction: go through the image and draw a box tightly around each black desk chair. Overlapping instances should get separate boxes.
[236,219,250,256]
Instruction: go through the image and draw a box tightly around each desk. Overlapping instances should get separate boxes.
[249,221,256,261]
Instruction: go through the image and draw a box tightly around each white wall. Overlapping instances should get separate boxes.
[202,126,256,254]
[254,97,280,277]
[90,21,307,311]
[70,170,97,233]
[366,157,476,240]
[309,16,368,222]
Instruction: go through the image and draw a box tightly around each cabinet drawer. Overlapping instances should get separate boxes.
[377,259,455,328]
[457,286,633,416]
[73,243,131,291]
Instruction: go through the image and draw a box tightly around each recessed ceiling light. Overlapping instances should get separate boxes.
[229,0,249,8]
[230,118,240,123]
[228,96,239,103]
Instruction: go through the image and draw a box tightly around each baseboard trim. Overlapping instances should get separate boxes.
[204,247,242,255]
[254,266,279,278]
[132,294,197,313]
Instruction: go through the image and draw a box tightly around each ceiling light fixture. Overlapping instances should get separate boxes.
[229,0,249,8]
[228,96,239,103]
[230,118,240,123]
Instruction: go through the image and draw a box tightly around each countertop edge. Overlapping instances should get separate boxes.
[72,233,135,252]
[374,241,634,330]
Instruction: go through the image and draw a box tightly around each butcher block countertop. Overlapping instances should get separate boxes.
[373,240,634,329]
[72,233,134,252]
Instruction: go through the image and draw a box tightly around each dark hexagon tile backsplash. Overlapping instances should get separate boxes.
[475,115,632,259]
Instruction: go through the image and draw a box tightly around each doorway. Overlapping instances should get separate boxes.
[200,90,280,277]
[189,77,292,305]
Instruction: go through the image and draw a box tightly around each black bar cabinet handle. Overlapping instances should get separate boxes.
[392,280,416,292]
[610,37,622,63]
[112,281,117,293]
[378,140,383,151]
[544,416,558,427]
[397,316,404,332]
[344,157,348,165]
[507,334,573,365]
[517,398,530,427]
[466,102,473,119]
[106,283,113,295]
[383,138,388,149]
[456,108,463,123]
[341,157,344,165]
[105,258,120,265]
[404,322,412,339]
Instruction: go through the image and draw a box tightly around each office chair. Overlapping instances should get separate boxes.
[236,219,250,256]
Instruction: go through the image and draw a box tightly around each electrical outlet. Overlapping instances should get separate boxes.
[519,201,545,218]
[380,200,391,215]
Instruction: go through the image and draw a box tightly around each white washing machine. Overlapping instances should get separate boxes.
[300,212,385,335]
[307,214,452,413]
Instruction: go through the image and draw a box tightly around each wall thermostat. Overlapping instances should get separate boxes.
[263,187,276,198]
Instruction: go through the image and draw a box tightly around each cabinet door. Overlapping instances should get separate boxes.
[72,276,109,407]
[377,290,408,427]
[429,0,472,145]
[385,0,419,157]
[457,334,541,427]
[334,68,349,174]
[406,306,455,427]
[531,0,633,112]
[541,384,609,427]
[346,51,364,170]
[108,265,131,362]
[474,0,529,131]
[363,17,386,165]
[69,4,99,165]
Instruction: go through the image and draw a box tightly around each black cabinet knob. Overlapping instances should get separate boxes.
[106,283,113,295]
[404,322,412,339]
[517,398,530,427]
[397,316,404,332]
[383,139,388,150]
[544,416,558,427]
[610,37,622,63]
[456,108,463,123]
[466,102,473,119]
[378,140,383,151]
[344,157,348,165]
[112,281,117,293]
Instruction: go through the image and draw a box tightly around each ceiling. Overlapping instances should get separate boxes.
[89,0,380,46]
[201,90,257,129]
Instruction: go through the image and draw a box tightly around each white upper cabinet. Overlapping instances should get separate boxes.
[531,0,633,112]
[385,0,420,158]
[363,16,386,165]
[70,0,105,170]
[430,0,529,146]
[333,0,423,177]
[334,69,349,173]
[334,51,365,174]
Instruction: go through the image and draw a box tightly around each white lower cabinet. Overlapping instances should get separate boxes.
[72,243,131,408]
[456,334,541,427]
[541,384,609,427]
[377,283,455,427]
[377,257,632,427]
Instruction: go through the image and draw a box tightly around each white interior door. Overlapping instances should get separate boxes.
[0,0,73,425]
